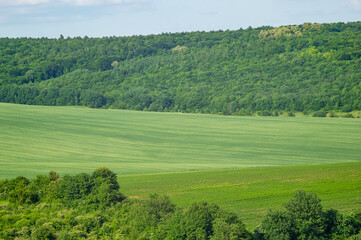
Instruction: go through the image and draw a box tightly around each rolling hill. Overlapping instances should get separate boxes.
[1,22,361,114]
[1,103,361,179]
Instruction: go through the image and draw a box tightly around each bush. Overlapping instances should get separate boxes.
[258,191,361,239]
[258,111,272,116]
[165,202,251,239]
[92,167,120,191]
[259,210,296,240]
[211,211,250,240]
[329,112,337,118]
[341,104,353,112]
[312,111,327,117]
[343,113,354,118]
[59,173,92,202]
[285,191,325,239]
[166,202,220,239]
[31,222,56,240]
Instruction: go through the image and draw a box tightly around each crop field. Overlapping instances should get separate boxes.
[118,162,361,229]
[1,103,361,179]
[1,103,361,229]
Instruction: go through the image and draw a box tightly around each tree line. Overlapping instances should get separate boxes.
[0,22,361,115]
[0,168,360,239]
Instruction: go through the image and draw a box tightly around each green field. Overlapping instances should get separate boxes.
[1,103,361,179]
[1,103,361,229]
[118,162,361,229]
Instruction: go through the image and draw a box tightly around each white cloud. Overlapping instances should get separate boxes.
[61,0,142,6]
[0,0,143,7]
[344,0,361,9]
[62,0,102,6]
[0,0,49,6]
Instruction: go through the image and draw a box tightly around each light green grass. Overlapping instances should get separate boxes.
[1,103,361,229]
[1,103,361,179]
[118,162,361,229]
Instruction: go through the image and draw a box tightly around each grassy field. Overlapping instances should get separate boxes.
[1,103,361,229]
[118,162,361,229]
[1,103,361,179]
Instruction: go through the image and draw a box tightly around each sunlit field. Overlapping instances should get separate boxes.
[1,103,361,179]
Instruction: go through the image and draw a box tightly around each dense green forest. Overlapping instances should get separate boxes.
[0,168,360,239]
[1,22,361,115]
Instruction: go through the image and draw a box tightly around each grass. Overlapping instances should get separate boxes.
[1,103,361,229]
[1,103,361,179]
[118,162,361,229]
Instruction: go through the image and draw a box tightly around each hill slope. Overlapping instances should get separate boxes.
[1,103,361,179]
[1,22,361,114]
[117,162,361,229]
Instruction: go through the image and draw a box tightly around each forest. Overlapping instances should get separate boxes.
[0,22,361,115]
[1,168,360,239]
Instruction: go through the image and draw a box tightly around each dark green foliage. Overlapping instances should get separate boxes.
[136,194,175,224]
[323,209,343,238]
[256,210,296,240]
[343,113,354,118]
[211,211,250,240]
[1,22,361,113]
[27,174,50,201]
[341,104,353,112]
[80,90,105,108]
[0,176,39,204]
[312,111,327,117]
[165,202,251,240]
[92,167,120,191]
[288,112,295,117]
[340,215,361,238]
[167,202,220,239]
[84,168,125,209]
[258,191,361,240]
[124,194,176,238]
[284,191,325,239]
[329,112,337,117]
[1,172,360,239]
[58,168,125,209]
[31,222,57,240]
[84,179,125,210]
[59,173,93,201]
[258,111,273,116]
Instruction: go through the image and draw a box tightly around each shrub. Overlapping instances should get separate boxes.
[343,113,354,118]
[58,173,92,202]
[258,111,272,116]
[92,167,120,191]
[31,222,56,240]
[312,111,327,117]
[258,191,361,239]
[259,210,296,240]
[329,112,337,118]
[285,191,325,239]
[165,202,251,239]
[341,104,353,112]
[211,211,250,240]
[166,202,219,239]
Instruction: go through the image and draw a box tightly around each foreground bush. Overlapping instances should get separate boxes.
[256,190,361,240]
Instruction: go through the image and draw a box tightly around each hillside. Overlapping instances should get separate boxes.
[1,22,361,114]
[118,162,361,229]
[1,103,361,179]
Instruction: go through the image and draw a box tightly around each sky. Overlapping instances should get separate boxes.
[0,0,360,38]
